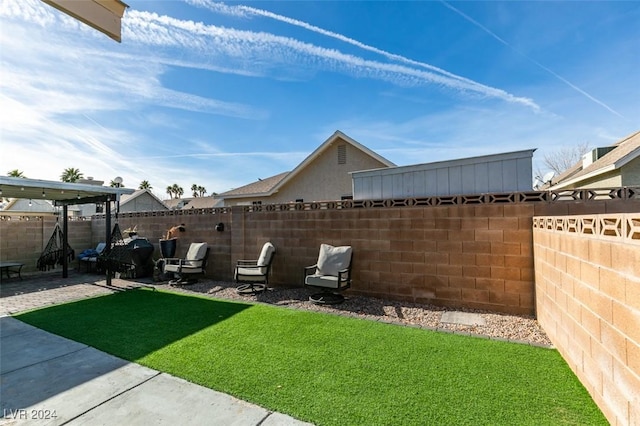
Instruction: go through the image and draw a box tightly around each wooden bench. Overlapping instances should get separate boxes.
[0,262,24,281]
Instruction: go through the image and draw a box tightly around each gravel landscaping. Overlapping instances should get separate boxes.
[159,279,553,348]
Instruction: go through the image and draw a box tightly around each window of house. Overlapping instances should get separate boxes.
[295,198,304,203]
[341,195,353,200]
[252,200,262,205]
[337,144,347,164]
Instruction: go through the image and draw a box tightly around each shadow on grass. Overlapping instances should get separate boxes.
[15,288,252,361]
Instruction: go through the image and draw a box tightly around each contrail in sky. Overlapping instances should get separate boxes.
[440,1,624,118]
[184,0,540,111]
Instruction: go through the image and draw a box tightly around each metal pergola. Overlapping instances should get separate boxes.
[0,176,134,284]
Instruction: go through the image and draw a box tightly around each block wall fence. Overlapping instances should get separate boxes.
[533,214,640,425]
[2,188,638,316]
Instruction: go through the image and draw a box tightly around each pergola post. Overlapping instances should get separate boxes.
[62,205,68,278]
[105,198,112,286]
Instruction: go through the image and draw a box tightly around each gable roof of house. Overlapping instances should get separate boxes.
[219,172,290,198]
[1,198,56,213]
[119,189,169,210]
[550,130,640,189]
[220,130,395,199]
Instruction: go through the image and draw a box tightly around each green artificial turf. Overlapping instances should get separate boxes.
[16,288,606,425]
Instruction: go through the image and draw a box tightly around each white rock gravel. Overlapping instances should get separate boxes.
[158,280,553,348]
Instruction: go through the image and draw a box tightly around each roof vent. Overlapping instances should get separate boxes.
[582,146,617,168]
[337,144,347,165]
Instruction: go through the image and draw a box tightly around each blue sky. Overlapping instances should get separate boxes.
[1,0,638,198]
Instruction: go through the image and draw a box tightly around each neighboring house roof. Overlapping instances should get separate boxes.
[1,198,56,213]
[549,130,640,189]
[219,172,290,198]
[163,196,224,210]
[119,189,168,210]
[220,130,395,199]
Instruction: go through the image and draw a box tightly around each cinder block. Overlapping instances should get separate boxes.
[462,241,491,254]
[611,363,640,423]
[488,291,520,307]
[437,264,463,277]
[435,287,461,300]
[503,229,533,244]
[581,348,605,396]
[447,229,475,241]
[475,229,504,242]
[489,217,519,230]
[448,276,475,289]
[461,288,490,303]
[437,240,462,253]
[601,321,628,365]
[504,255,533,268]
[463,265,491,278]
[599,268,626,303]
[611,242,640,278]
[448,253,475,266]
[461,217,488,230]
[476,278,505,292]
[491,266,521,281]
[504,280,533,295]
[476,253,505,267]
[627,339,640,383]
[491,242,520,255]
[612,301,640,343]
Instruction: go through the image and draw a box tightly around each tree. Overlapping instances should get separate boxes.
[7,169,25,178]
[139,180,152,190]
[60,167,83,183]
[172,184,184,199]
[191,184,207,197]
[165,184,184,199]
[542,142,591,175]
[110,179,124,188]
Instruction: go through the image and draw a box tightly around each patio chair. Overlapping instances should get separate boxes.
[164,242,209,285]
[235,242,276,295]
[78,242,107,273]
[304,244,353,304]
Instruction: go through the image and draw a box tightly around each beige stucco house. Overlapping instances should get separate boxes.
[218,130,395,206]
[118,189,169,213]
[548,130,640,190]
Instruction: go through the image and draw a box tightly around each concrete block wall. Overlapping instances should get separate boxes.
[237,203,537,315]
[0,216,92,274]
[89,209,233,280]
[533,214,640,425]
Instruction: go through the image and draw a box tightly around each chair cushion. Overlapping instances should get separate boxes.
[305,274,349,289]
[316,244,352,276]
[236,266,268,281]
[186,243,208,261]
[257,242,275,266]
[164,263,203,273]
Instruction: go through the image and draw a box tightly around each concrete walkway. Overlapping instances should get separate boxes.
[0,316,311,425]
[0,271,312,425]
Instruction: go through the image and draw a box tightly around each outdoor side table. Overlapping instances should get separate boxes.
[0,262,24,281]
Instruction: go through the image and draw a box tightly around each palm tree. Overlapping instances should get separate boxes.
[166,186,173,199]
[110,179,124,188]
[173,184,184,199]
[191,184,199,197]
[139,180,152,190]
[7,169,25,178]
[60,168,83,183]
[198,186,207,197]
